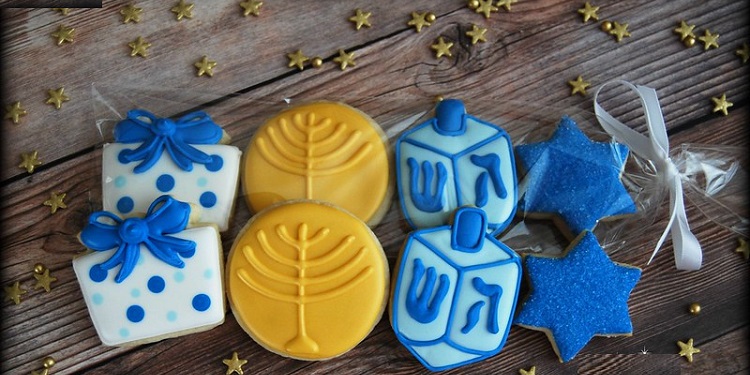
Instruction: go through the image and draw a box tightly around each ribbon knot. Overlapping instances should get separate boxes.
[114,109,224,173]
[594,80,702,270]
[80,195,197,283]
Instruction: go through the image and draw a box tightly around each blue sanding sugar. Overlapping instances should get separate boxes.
[514,231,641,362]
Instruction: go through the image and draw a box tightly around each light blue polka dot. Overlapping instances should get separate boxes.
[204,269,212,279]
[114,176,127,188]
[197,177,208,187]
[119,328,130,338]
[174,271,185,283]
[200,191,217,208]
[117,196,134,213]
[92,293,104,305]
[131,288,141,298]
[167,311,177,322]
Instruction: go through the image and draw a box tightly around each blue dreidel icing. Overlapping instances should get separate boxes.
[395,99,517,234]
[391,207,522,371]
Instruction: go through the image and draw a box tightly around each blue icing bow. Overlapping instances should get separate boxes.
[115,109,224,173]
[80,195,197,283]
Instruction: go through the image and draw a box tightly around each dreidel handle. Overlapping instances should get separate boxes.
[450,207,487,253]
[434,99,467,135]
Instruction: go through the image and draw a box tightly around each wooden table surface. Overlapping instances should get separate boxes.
[1,1,748,374]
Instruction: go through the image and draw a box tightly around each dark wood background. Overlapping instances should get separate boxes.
[1,1,748,374]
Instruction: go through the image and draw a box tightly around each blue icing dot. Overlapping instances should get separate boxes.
[148,276,166,293]
[167,311,177,322]
[204,269,212,279]
[156,174,175,192]
[119,328,130,338]
[131,288,141,298]
[205,155,223,172]
[126,305,145,323]
[89,265,107,282]
[114,176,127,188]
[197,177,208,187]
[117,196,135,213]
[174,271,185,283]
[92,293,104,305]
[192,294,211,312]
[199,192,217,208]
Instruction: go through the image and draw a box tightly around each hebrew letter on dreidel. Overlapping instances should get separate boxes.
[407,157,448,213]
[470,154,507,207]
[406,258,450,323]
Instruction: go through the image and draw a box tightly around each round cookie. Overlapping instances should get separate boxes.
[242,102,391,226]
[226,200,389,360]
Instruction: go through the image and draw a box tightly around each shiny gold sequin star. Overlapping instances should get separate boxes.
[466,24,487,44]
[673,20,696,41]
[496,0,517,12]
[46,87,70,109]
[349,9,371,30]
[194,56,217,77]
[287,50,309,70]
[568,75,590,96]
[223,352,248,375]
[51,25,75,45]
[578,2,599,23]
[698,29,719,50]
[333,49,356,70]
[711,94,732,116]
[737,43,750,64]
[519,366,536,375]
[128,36,152,58]
[171,0,194,21]
[5,101,28,124]
[19,151,42,174]
[43,192,67,214]
[407,12,434,33]
[120,4,143,23]
[736,238,749,260]
[474,0,498,18]
[240,0,263,17]
[4,281,27,305]
[609,21,631,42]
[677,338,700,363]
[431,37,453,59]
[34,266,57,293]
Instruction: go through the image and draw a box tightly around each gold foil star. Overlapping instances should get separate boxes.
[677,338,700,363]
[698,29,719,50]
[33,265,57,293]
[431,37,453,59]
[407,12,434,33]
[609,21,631,42]
[333,49,356,70]
[711,94,732,116]
[578,2,599,23]
[53,8,70,15]
[5,101,28,124]
[349,9,372,30]
[735,43,749,63]
[171,0,194,21]
[128,36,152,58]
[4,281,27,305]
[496,0,517,12]
[519,366,536,375]
[736,238,749,260]
[240,0,263,17]
[120,4,143,23]
[466,24,487,44]
[287,50,309,70]
[51,25,75,45]
[568,75,590,96]
[195,56,217,77]
[223,352,248,375]
[673,20,696,40]
[19,151,42,173]
[474,0,498,18]
[46,87,70,109]
[43,192,67,214]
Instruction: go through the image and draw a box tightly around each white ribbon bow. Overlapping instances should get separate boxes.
[594,80,702,271]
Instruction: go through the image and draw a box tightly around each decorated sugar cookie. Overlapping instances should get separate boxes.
[514,231,641,362]
[226,201,389,360]
[73,195,225,346]
[242,102,390,226]
[514,116,636,239]
[395,99,517,234]
[390,207,522,371]
[102,109,242,231]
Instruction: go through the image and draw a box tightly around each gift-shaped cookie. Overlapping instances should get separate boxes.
[73,195,225,346]
[396,99,517,234]
[390,207,522,371]
[102,109,241,231]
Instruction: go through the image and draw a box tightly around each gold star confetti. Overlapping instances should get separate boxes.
[578,2,599,23]
[43,192,67,214]
[407,12,435,33]
[711,94,732,116]
[609,21,631,42]
[120,4,143,23]
[30,357,56,375]
[349,9,372,30]
[5,101,28,124]
[466,24,488,44]
[240,0,263,17]
[51,25,75,45]
[677,338,700,363]
[519,366,536,375]
[431,37,454,59]
[19,151,42,173]
[194,56,217,77]
[474,0,498,18]
[496,0,517,12]
[128,36,152,58]
[223,352,248,375]
[673,20,696,41]
[171,0,194,21]
[333,49,356,70]
[4,281,27,305]
[735,42,749,64]
[698,29,719,50]
[287,50,309,70]
[46,87,70,109]
[33,264,57,293]
[736,237,749,260]
[53,8,70,15]
[568,75,590,96]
